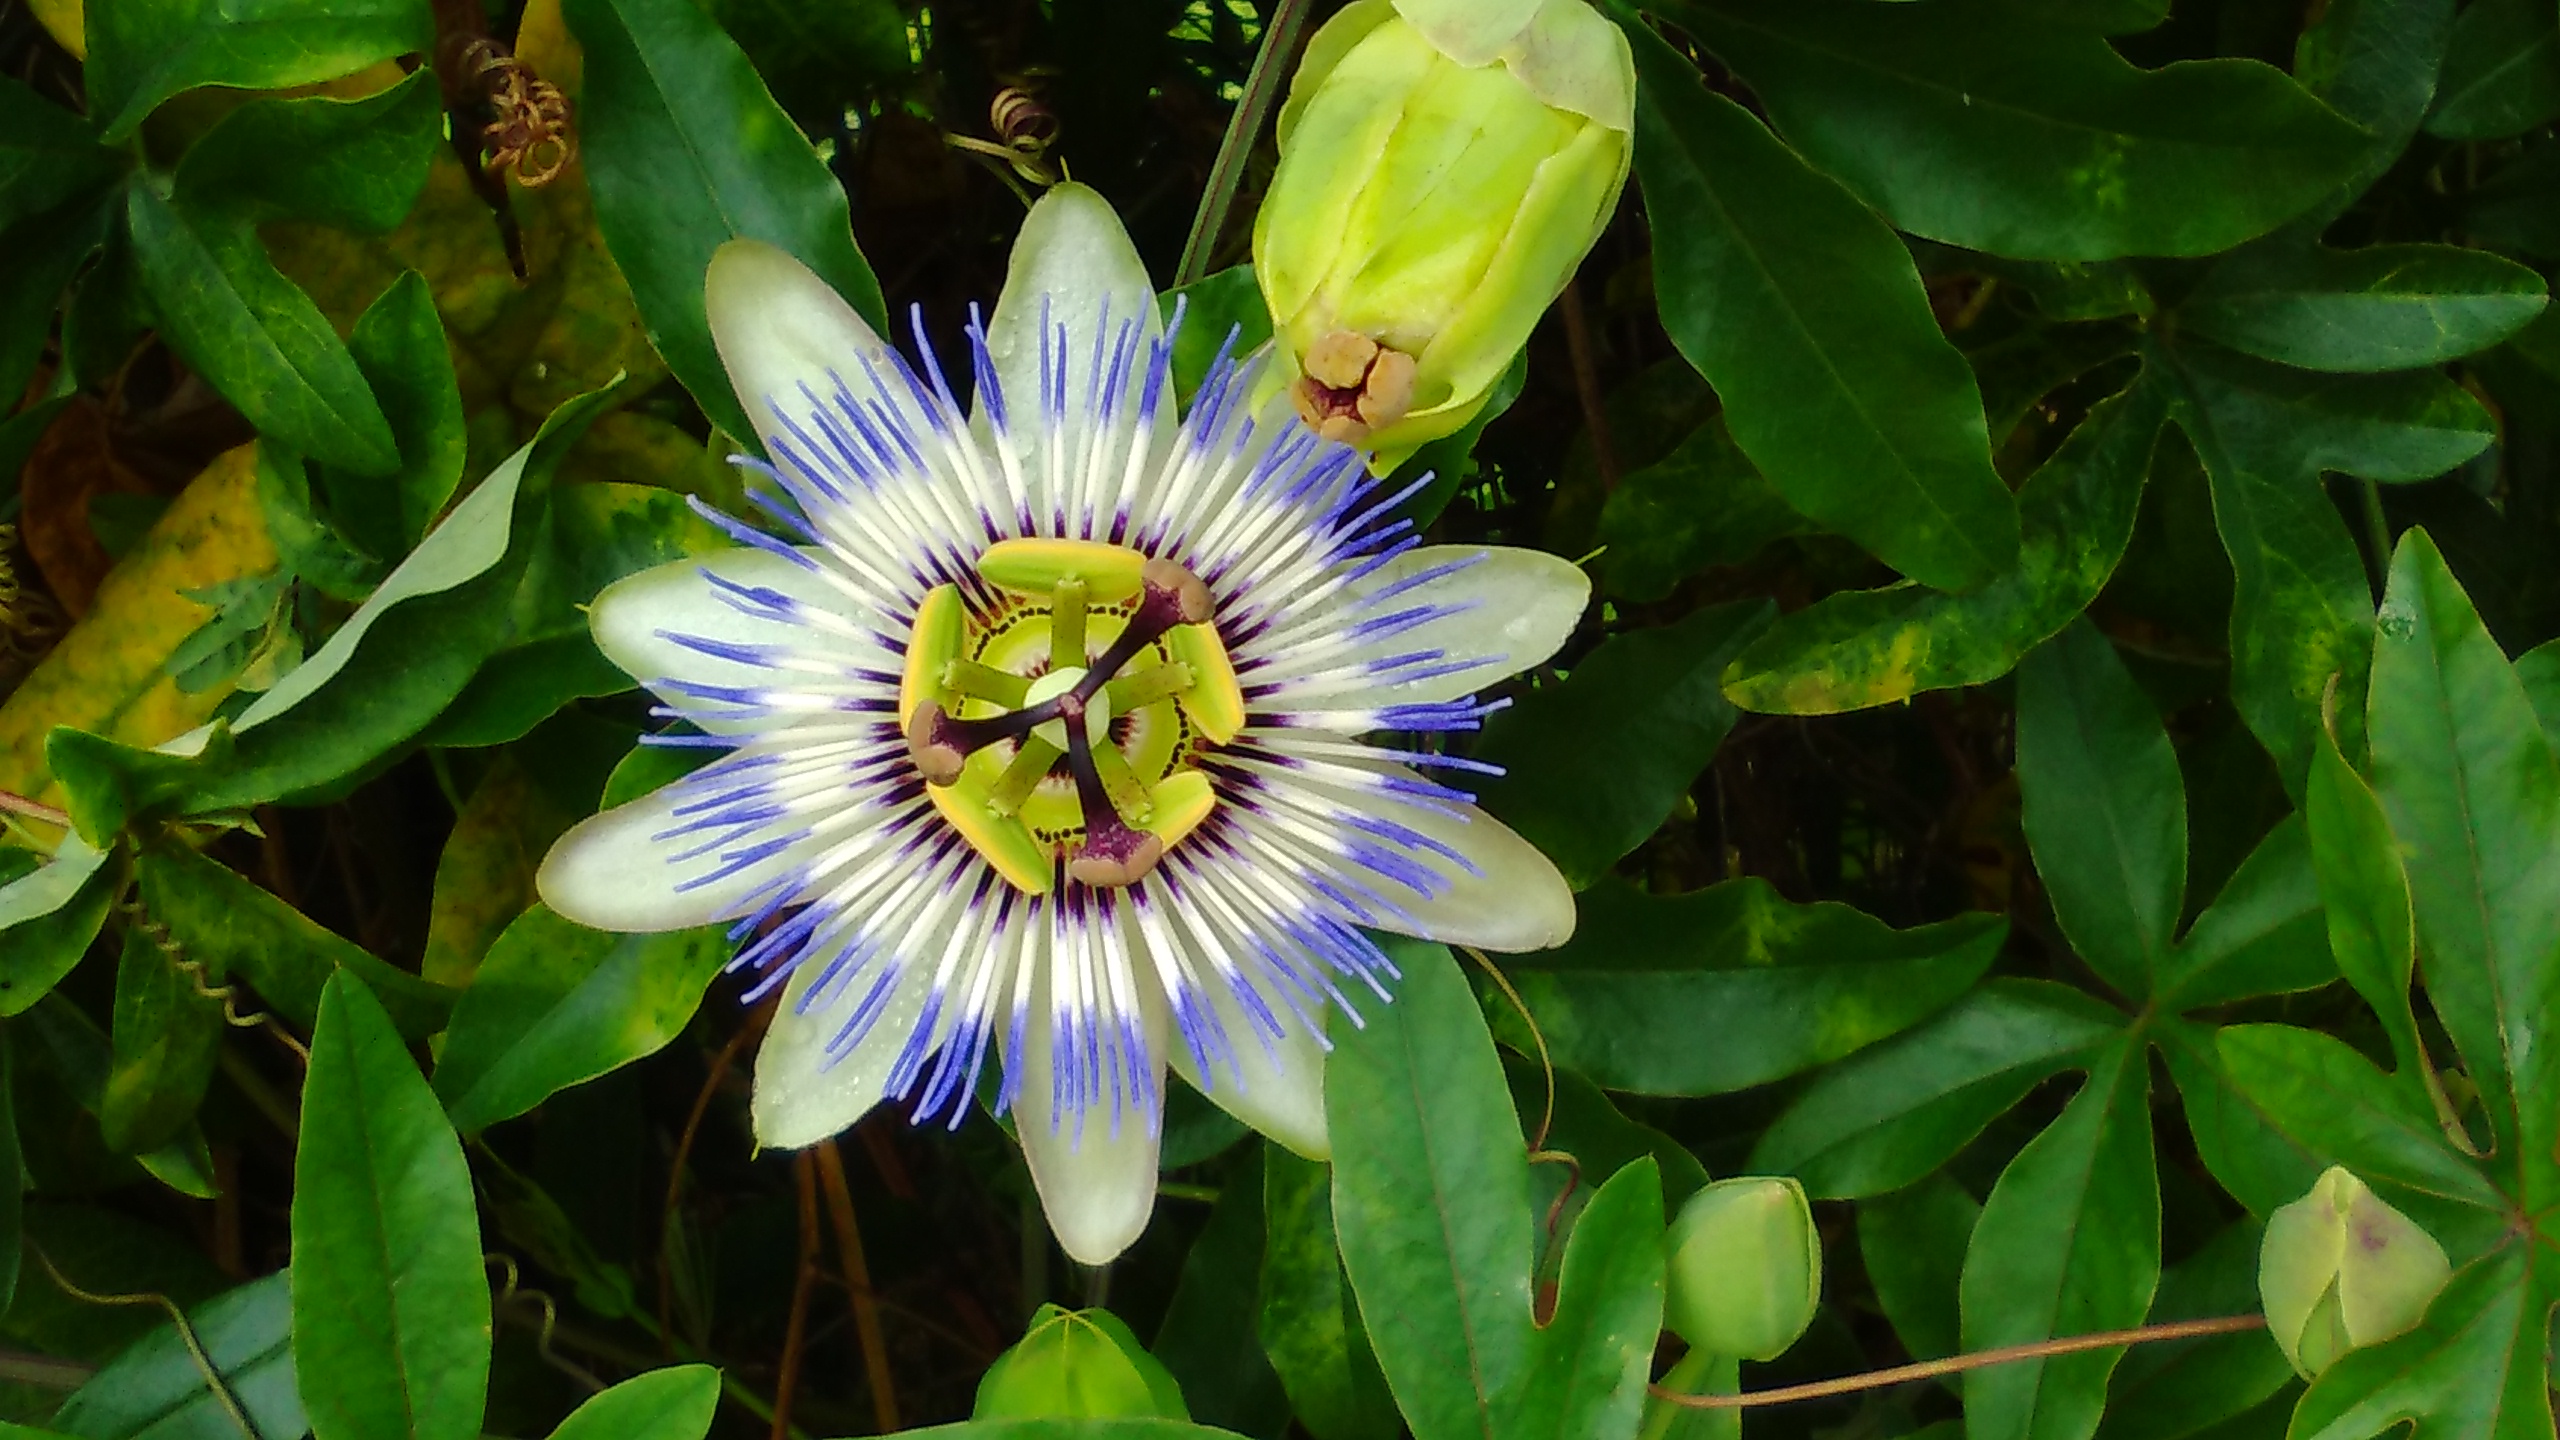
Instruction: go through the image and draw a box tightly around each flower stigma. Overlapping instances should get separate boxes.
[901,541,1237,892]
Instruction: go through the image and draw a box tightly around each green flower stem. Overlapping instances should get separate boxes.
[1175,0,1319,286]
[1640,1349,1737,1440]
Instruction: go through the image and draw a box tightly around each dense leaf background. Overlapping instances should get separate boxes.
[0,0,2554,1437]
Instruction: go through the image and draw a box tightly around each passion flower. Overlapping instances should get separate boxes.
[537,184,1583,1265]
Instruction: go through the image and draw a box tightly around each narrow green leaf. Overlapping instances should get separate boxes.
[1329,938,1668,1440]
[2424,0,2560,139]
[545,1365,721,1440]
[169,69,441,234]
[1471,600,1771,888]
[0,77,124,233]
[2214,1023,2504,1218]
[259,444,383,601]
[50,1271,306,1440]
[140,845,455,1041]
[2018,619,2186,1000]
[2175,342,2495,481]
[1258,1148,1399,1440]
[100,927,221,1156]
[0,837,118,1018]
[2305,724,2428,1078]
[2365,528,2560,1169]
[1153,1150,1287,1440]
[1751,979,2124,1200]
[1721,365,2163,716]
[187,388,612,809]
[340,270,468,554]
[1652,0,2371,260]
[20,1000,220,1202]
[1327,939,1534,1440]
[415,635,634,751]
[2154,340,2378,792]
[126,184,398,477]
[2156,816,2336,1009]
[564,0,886,445]
[2287,0,2456,231]
[433,905,727,1132]
[2156,1018,2328,1217]
[1496,878,2006,1096]
[2181,244,2547,373]
[1959,1036,2161,1440]
[2095,1220,2295,1440]
[292,973,490,1440]
[83,0,431,142]
[1624,12,2018,592]
[1860,1173,1978,1363]
[0,191,113,415]
[1499,1157,1664,1440]
[418,480,726,749]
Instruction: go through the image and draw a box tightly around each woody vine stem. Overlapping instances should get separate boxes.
[1651,1315,2269,1410]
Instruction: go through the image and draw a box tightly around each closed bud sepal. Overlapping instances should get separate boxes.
[1663,1175,1822,1362]
[2259,1166,2451,1379]
[1253,0,1633,466]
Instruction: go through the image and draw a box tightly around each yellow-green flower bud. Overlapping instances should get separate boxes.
[1253,0,1633,464]
[1664,1176,1821,1361]
[973,1304,1191,1420]
[2259,1167,2451,1379]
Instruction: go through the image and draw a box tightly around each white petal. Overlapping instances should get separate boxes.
[587,547,890,719]
[1170,1001,1331,1160]
[1384,799,1577,951]
[979,183,1170,482]
[1010,971,1164,1267]
[1261,753,1577,951]
[706,240,904,453]
[751,950,935,1149]
[1259,544,1589,710]
[537,784,808,933]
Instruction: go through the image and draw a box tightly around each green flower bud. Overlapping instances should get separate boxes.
[1664,1176,1821,1361]
[1253,0,1633,464]
[973,1304,1191,1420]
[2259,1167,2451,1379]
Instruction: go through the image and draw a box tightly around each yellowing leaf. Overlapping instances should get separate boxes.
[0,445,276,806]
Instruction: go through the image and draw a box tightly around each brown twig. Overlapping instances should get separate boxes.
[0,789,68,828]
[1649,1315,2268,1410]
[1559,280,1620,492]
[816,1139,902,1433]
[657,1003,766,1355]
[772,1152,822,1440]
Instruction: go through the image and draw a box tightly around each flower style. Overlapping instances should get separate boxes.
[537,184,1583,1264]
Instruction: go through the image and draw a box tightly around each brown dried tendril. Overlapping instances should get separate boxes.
[464,39,576,188]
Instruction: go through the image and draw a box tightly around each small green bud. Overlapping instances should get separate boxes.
[1253,0,1633,465]
[1664,1176,1821,1361]
[973,1304,1191,1420]
[2259,1166,2451,1379]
